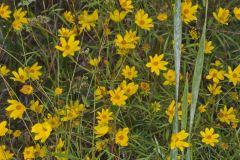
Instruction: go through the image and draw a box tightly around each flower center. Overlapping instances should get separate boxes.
[65,45,70,50]
[118,135,124,140]
[16,105,22,110]
[139,20,145,25]
[153,61,159,66]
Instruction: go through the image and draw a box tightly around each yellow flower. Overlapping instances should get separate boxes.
[198,104,207,113]
[0,121,8,137]
[140,82,150,93]
[189,28,198,40]
[119,0,133,12]
[110,10,127,22]
[55,87,63,96]
[217,106,238,124]
[121,65,138,80]
[25,62,42,80]
[151,101,161,112]
[114,30,139,50]
[12,8,28,30]
[146,54,168,76]
[109,87,128,107]
[135,9,154,30]
[163,69,176,86]
[56,138,65,150]
[94,124,110,138]
[30,100,43,114]
[207,83,222,96]
[166,100,182,123]
[63,11,75,23]
[170,130,190,151]
[96,108,113,125]
[211,60,222,68]
[119,80,138,97]
[0,65,10,76]
[115,127,129,147]
[23,146,35,160]
[213,8,230,25]
[200,128,219,147]
[96,139,108,152]
[78,10,98,31]
[13,130,21,138]
[35,144,46,158]
[233,7,240,20]
[45,114,61,129]
[181,2,198,24]
[60,101,85,121]
[6,100,26,120]
[89,57,101,67]
[157,12,168,21]
[0,3,11,20]
[55,36,81,57]
[58,27,76,38]
[206,68,224,84]
[11,67,28,83]
[20,85,33,95]
[95,86,107,100]
[224,65,240,86]
[205,40,215,54]
[31,122,52,142]
[0,145,14,160]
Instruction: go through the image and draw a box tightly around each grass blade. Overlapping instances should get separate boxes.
[181,73,189,131]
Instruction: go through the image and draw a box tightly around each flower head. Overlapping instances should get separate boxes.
[200,128,219,147]
[115,127,129,147]
[0,121,8,137]
[109,87,128,107]
[0,65,10,76]
[119,0,133,12]
[6,100,26,120]
[95,86,107,100]
[55,36,80,57]
[25,62,42,80]
[31,122,52,142]
[135,9,154,30]
[207,83,222,96]
[63,11,75,23]
[170,130,190,151]
[217,106,238,124]
[206,68,224,84]
[205,40,215,54]
[96,108,113,125]
[224,65,240,86]
[11,67,28,83]
[110,10,127,22]
[166,100,182,123]
[121,65,138,80]
[12,8,28,30]
[181,2,198,24]
[78,10,98,31]
[0,3,11,20]
[163,69,176,86]
[146,54,168,76]
[234,7,240,20]
[23,146,35,160]
[157,12,168,21]
[213,8,230,25]
[20,85,33,95]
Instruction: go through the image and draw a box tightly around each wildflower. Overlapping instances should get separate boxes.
[146,54,168,76]
[110,10,127,22]
[0,3,11,20]
[198,104,207,113]
[109,87,128,107]
[181,2,198,24]
[211,60,223,68]
[89,57,101,67]
[45,114,61,129]
[94,124,110,138]
[114,30,139,50]
[157,12,168,21]
[233,7,240,20]
[163,69,176,85]
[96,108,113,125]
[23,146,35,160]
[56,138,64,150]
[140,82,150,93]
[96,139,108,151]
[142,42,150,52]
[20,85,33,95]
[200,128,219,147]
[12,8,28,30]
[189,28,198,40]
[58,27,76,38]
[115,127,129,147]
[213,8,230,25]
[0,121,8,137]
[119,0,133,12]
[151,101,161,112]
[0,65,10,76]
[217,106,238,124]
[55,87,63,96]
[55,36,80,57]
[13,130,21,138]
[207,83,222,96]
[119,80,138,97]
[25,62,42,80]
[220,142,229,150]
[6,100,26,120]
[11,67,28,83]
[205,40,215,54]
[31,122,52,142]
[166,100,182,123]
[60,101,85,121]
[95,86,107,100]
[224,65,240,86]
[135,9,154,30]
[35,144,46,158]
[121,65,138,80]
[78,10,98,31]
[30,100,43,114]
[63,11,75,23]
[170,130,190,151]
[0,145,14,159]
[206,68,224,84]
